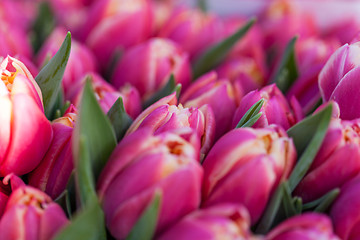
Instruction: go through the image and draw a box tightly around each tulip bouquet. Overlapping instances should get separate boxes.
[1,0,360,239]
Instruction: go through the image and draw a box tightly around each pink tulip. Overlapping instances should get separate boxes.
[0,186,68,240]
[0,23,32,59]
[158,204,253,240]
[84,0,152,68]
[266,213,340,240]
[0,174,25,217]
[28,105,77,200]
[127,93,215,156]
[97,128,203,239]
[111,38,192,101]
[158,7,224,60]
[202,125,296,224]
[294,117,360,202]
[330,174,360,240]
[318,39,360,120]
[232,84,303,130]
[67,73,141,119]
[0,56,52,176]
[180,71,239,139]
[37,27,98,96]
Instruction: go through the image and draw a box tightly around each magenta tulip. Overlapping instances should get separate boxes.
[0,56,52,176]
[111,38,192,101]
[28,105,77,200]
[232,84,303,130]
[97,128,203,239]
[266,213,340,240]
[158,204,253,240]
[202,125,296,224]
[0,23,32,59]
[0,174,25,217]
[0,186,68,240]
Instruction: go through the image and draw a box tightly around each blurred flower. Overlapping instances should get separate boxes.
[0,23,32,59]
[28,105,77,200]
[202,125,296,224]
[266,213,340,240]
[158,204,253,240]
[0,186,68,240]
[0,56,52,176]
[232,84,303,130]
[97,128,203,239]
[111,38,192,101]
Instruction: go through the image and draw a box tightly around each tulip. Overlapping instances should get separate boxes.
[37,27,98,96]
[67,73,141,119]
[111,38,192,101]
[84,0,152,68]
[180,71,239,139]
[126,93,215,155]
[0,22,32,59]
[0,186,68,240]
[0,174,25,217]
[97,128,203,239]
[330,174,360,240]
[158,7,224,60]
[202,125,296,224]
[318,39,360,120]
[0,56,52,176]
[158,204,253,240]
[28,105,77,200]
[232,84,303,130]
[294,117,360,202]
[266,213,340,240]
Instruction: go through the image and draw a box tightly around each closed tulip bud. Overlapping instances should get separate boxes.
[97,128,203,239]
[180,71,239,139]
[28,105,77,200]
[232,84,303,130]
[202,125,296,224]
[37,28,97,96]
[266,213,340,240]
[0,56,52,176]
[319,39,360,120]
[112,38,192,101]
[158,204,254,240]
[294,117,360,202]
[68,73,141,118]
[330,174,360,240]
[0,186,69,240]
[127,93,215,156]
[84,0,152,68]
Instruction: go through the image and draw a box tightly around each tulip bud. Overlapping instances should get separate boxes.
[294,117,360,202]
[28,105,77,200]
[97,128,203,239]
[180,71,239,139]
[111,38,192,101]
[158,7,224,60]
[266,213,340,240]
[37,27,98,96]
[158,204,253,240]
[0,56,52,176]
[330,174,360,240]
[68,73,141,119]
[232,84,303,130]
[0,186,69,240]
[202,125,296,224]
[318,39,360,120]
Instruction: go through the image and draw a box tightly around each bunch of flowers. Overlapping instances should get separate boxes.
[1,0,360,239]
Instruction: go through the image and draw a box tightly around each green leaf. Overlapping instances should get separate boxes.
[293,197,303,214]
[236,98,264,128]
[143,74,181,109]
[255,183,284,234]
[282,182,298,218]
[272,36,299,93]
[197,0,207,12]
[126,191,162,240]
[107,97,133,142]
[35,32,71,119]
[192,18,256,79]
[54,190,72,219]
[53,198,106,240]
[287,104,332,191]
[302,188,340,212]
[73,78,117,181]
